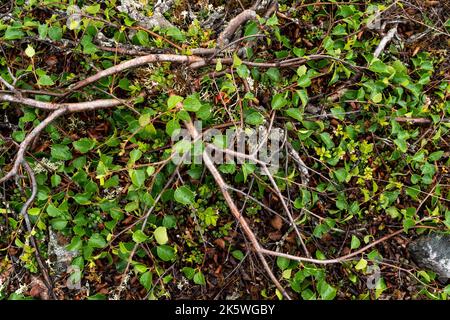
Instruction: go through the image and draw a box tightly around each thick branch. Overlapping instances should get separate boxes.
[0,93,125,111]
[217,10,257,47]
[69,54,203,92]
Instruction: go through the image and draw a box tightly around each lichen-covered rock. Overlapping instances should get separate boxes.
[117,0,174,29]
[408,233,450,281]
[48,229,78,277]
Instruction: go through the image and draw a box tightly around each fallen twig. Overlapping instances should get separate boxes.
[21,161,57,299]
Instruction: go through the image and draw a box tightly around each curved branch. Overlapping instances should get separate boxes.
[218,10,257,47]
[68,54,204,92]
[0,107,68,183]
[21,161,57,299]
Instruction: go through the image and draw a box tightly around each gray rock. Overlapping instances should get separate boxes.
[408,233,450,282]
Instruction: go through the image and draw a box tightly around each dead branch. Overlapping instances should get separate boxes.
[262,164,310,257]
[0,96,125,184]
[0,108,67,184]
[184,118,292,300]
[217,9,257,47]
[0,93,125,111]
[374,26,398,58]
[68,54,203,92]
[21,161,57,299]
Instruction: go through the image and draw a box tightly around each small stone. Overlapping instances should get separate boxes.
[408,233,450,282]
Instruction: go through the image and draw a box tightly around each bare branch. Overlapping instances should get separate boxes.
[0,75,15,91]
[68,54,204,92]
[262,164,310,258]
[0,93,125,111]
[21,161,57,299]
[184,118,292,300]
[217,9,257,47]
[374,26,398,58]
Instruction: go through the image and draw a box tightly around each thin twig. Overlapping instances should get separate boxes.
[21,161,57,299]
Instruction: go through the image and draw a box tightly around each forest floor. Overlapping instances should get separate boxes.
[0,0,449,300]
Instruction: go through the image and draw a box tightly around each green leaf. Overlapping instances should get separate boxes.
[231,250,244,261]
[166,119,181,136]
[350,235,361,250]
[136,30,149,46]
[244,21,259,37]
[266,14,279,26]
[85,4,101,15]
[232,53,242,67]
[236,64,250,78]
[286,108,303,121]
[48,26,63,41]
[51,218,68,230]
[182,267,195,279]
[129,149,142,164]
[51,144,72,161]
[276,256,290,270]
[73,138,95,153]
[51,174,61,187]
[138,113,151,127]
[12,131,25,142]
[317,280,336,300]
[215,59,223,71]
[242,163,255,182]
[146,166,155,176]
[66,236,82,251]
[125,201,139,212]
[163,215,177,229]
[297,74,311,87]
[429,151,444,161]
[443,284,450,295]
[193,271,206,285]
[199,207,219,226]
[129,169,146,188]
[38,24,48,39]
[394,138,408,153]
[87,293,106,300]
[37,73,55,86]
[370,91,383,103]
[245,112,264,125]
[140,271,153,290]
[88,233,107,248]
[167,95,183,109]
[4,27,24,40]
[25,45,35,58]
[132,230,148,244]
[319,132,335,149]
[174,186,195,205]
[266,68,280,82]
[154,226,168,245]
[355,258,367,270]
[296,89,308,108]
[369,59,389,74]
[334,168,348,183]
[28,208,40,216]
[271,93,288,110]
[47,203,63,217]
[166,27,185,41]
[156,245,175,261]
[183,95,202,112]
